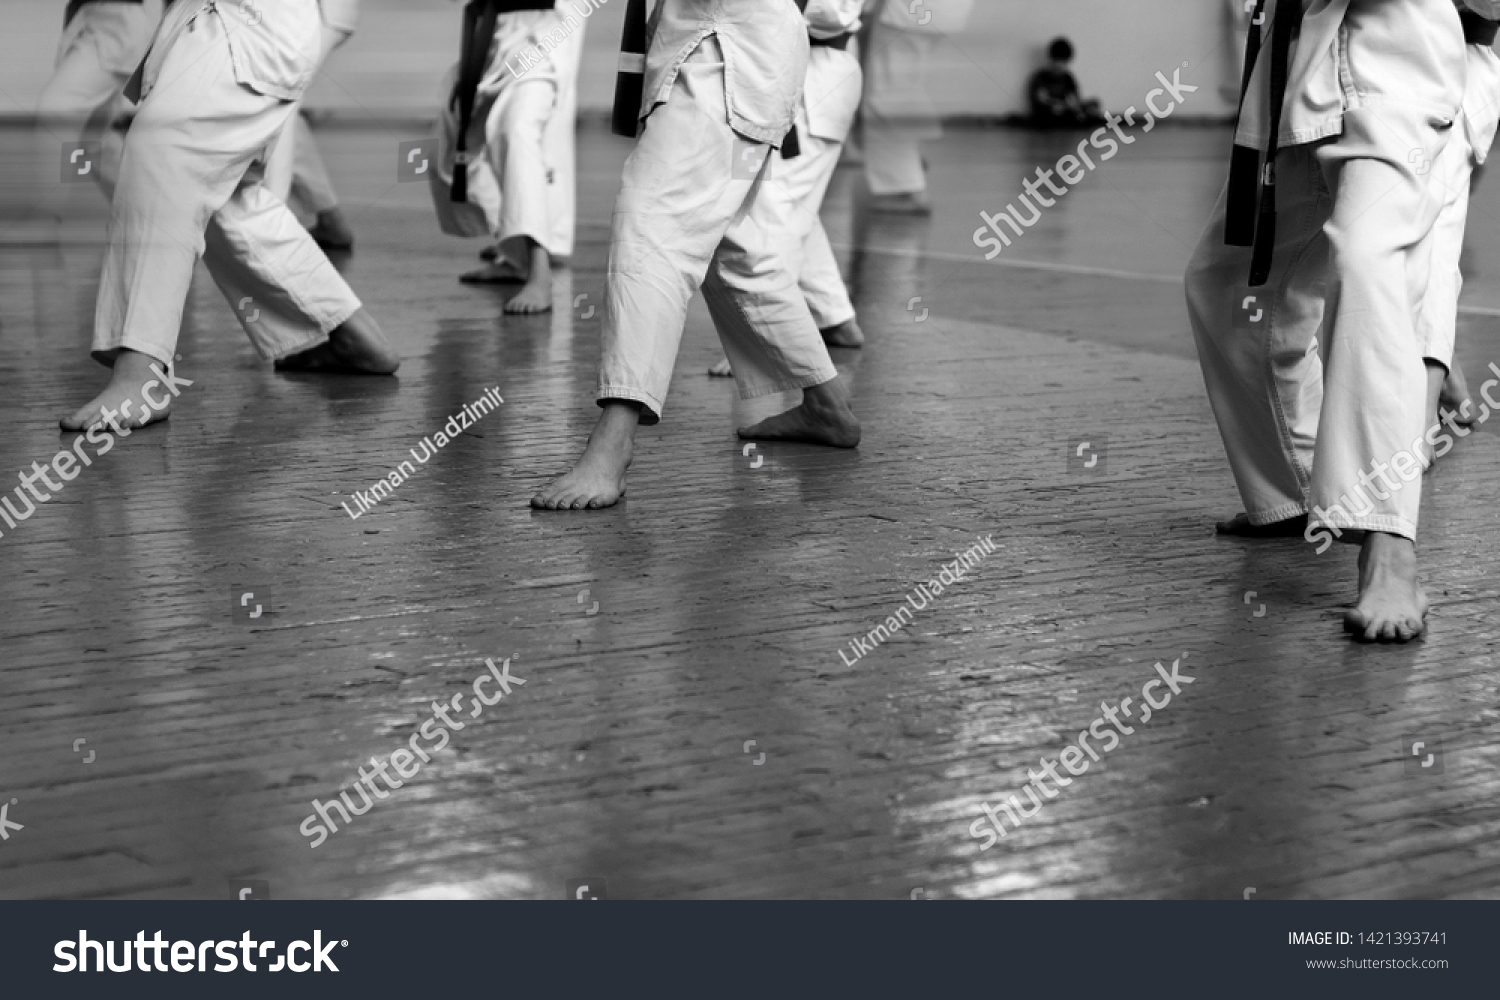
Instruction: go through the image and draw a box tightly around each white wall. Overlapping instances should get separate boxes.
[0,0,1241,120]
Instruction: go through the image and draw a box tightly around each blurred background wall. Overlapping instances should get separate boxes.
[0,0,1242,122]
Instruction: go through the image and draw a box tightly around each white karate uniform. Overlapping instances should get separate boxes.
[264,0,361,214]
[860,0,970,196]
[600,1,836,423]
[429,7,585,263]
[1186,0,1500,542]
[288,114,340,216]
[37,1,162,205]
[761,0,863,332]
[1420,30,1500,370]
[38,1,160,122]
[93,0,360,366]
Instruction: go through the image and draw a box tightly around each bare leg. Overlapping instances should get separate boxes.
[274,307,400,374]
[1439,359,1475,426]
[531,401,637,510]
[504,240,553,314]
[308,208,354,250]
[60,348,173,431]
[736,374,861,447]
[1345,531,1428,642]
[1419,361,1447,463]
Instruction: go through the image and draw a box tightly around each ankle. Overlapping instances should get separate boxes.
[1362,531,1415,562]
[803,378,850,411]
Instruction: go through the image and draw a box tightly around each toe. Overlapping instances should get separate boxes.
[59,410,92,432]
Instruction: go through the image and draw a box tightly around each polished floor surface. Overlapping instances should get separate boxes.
[1,123,1498,899]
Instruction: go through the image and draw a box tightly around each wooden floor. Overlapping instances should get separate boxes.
[1,123,1498,900]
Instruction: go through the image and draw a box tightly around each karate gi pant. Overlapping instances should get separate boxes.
[482,78,558,264]
[762,133,856,330]
[1420,121,1477,373]
[599,38,838,424]
[429,13,582,264]
[861,29,940,196]
[93,6,360,367]
[37,1,159,205]
[289,114,341,215]
[1185,106,1456,542]
[430,78,570,263]
[264,22,351,208]
[1419,42,1500,371]
[38,1,158,122]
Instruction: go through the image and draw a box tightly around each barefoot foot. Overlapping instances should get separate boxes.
[868,191,932,215]
[820,318,864,348]
[504,273,553,314]
[460,260,527,285]
[531,402,638,510]
[708,357,733,378]
[275,308,399,375]
[1215,512,1309,537]
[503,241,553,314]
[736,375,860,447]
[59,349,174,432]
[1344,531,1428,642]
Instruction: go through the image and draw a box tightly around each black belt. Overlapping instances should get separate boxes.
[811,32,853,50]
[611,0,649,137]
[1223,0,1303,287]
[65,0,144,27]
[450,1,556,201]
[1461,9,1499,46]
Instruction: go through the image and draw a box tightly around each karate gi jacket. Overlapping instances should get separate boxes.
[641,0,809,145]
